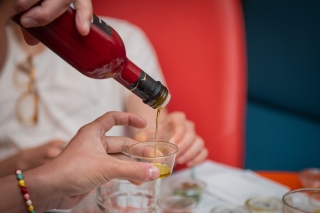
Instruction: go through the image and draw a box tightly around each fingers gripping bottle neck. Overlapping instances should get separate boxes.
[12,4,170,109]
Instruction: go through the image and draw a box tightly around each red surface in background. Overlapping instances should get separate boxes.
[92,0,247,168]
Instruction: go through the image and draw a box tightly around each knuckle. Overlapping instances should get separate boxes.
[37,10,53,25]
[105,111,117,124]
[77,124,89,135]
[131,164,146,180]
[103,159,118,181]
[80,7,93,18]
[105,170,116,181]
[108,161,147,181]
[172,111,186,119]
[108,170,117,180]
[122,138,131,153]
[45,149,54,158]
[47,141,55,146]
[77,125,86,133]
[177,112,186,119]
[197,136,204,145]
[202,148,209,157]
[105,111,113,116]
[187,121,195,129]
[15,0,29,12]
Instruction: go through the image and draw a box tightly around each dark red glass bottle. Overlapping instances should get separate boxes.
[12,5,170,109]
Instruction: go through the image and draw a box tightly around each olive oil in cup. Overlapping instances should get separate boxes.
[127,141,179,179]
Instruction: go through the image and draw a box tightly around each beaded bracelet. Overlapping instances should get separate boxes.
[16,170,35,213]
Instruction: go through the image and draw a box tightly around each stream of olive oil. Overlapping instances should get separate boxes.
[154,108,161,158]
[153,108,171,178]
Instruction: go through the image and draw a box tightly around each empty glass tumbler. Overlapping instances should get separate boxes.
[96,179,161,213]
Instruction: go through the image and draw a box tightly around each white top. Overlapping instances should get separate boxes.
[0,17,166,160]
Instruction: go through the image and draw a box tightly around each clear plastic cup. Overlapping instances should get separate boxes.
[127,141,179,179]
[211,206,250,213]
[282,188,320,213]
[245,197,282,213]
[159,195,198,213]
[170,178,207,202]
[299,168,320,188]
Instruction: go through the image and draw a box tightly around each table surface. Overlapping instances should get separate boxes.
[51,167,304,213]
[257,171,303,190]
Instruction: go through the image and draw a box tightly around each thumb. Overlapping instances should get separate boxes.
[106,160,160,183]
[74,0,93,36]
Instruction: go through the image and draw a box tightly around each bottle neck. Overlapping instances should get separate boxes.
[115,60,170,109]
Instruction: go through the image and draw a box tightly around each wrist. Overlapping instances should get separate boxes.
[0,174,27,212]
[0,168,62,212]
[23,165,62,211]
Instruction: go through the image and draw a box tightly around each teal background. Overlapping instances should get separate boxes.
[243,0,320,171]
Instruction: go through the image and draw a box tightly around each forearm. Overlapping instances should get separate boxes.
[0,174,26,212]
[0,153,21,178]
[0,167,60,213]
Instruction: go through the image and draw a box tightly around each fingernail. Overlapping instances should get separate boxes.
[148,166,160,180]
[84,20,90,32]
[84,20,90,28]
[21,17,37,28]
